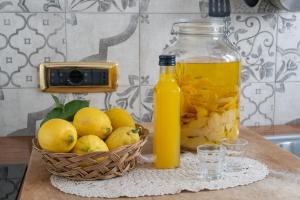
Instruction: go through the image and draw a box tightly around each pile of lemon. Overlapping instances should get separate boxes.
[37,107,140,154]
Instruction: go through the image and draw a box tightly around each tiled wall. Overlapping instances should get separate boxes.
[0,0,300,136]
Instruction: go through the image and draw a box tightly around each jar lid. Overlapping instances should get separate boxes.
[171,19,225,35]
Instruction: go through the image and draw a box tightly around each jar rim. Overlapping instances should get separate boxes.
[171,19,225,35]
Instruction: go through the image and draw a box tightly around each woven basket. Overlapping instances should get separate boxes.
[33,124,149,181]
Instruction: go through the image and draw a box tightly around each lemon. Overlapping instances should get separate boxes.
[73,107,112,139]
[106,108,135,130]
[72,135,109,154]
[38,119,77,153]
[106,127,140,150]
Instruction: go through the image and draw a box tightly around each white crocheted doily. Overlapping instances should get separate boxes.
[50,153,269,198]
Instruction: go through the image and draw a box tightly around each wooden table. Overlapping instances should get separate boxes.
[0,136,33,164]
[19,125,300,200]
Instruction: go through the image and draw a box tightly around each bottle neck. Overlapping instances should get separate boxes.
[159,66,176,80]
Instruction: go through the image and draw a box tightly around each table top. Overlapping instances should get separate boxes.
[18,125,300,200]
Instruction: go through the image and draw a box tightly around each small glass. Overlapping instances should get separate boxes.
[221,138,248,172]
[197,144,225,181]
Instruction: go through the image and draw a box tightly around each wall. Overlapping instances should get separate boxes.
[0,0,299,136]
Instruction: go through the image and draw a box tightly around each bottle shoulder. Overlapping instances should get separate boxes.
[154,80,180,92]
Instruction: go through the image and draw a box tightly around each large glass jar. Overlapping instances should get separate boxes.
[164,19,240,151]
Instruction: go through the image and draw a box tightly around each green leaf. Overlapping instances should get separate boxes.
[62,100,89,121]
[51,94,64,108]
[40,107,64,126]
[41,95,90,126]
[51,94,60,104]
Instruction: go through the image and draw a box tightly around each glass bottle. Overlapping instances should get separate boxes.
[153,55,181,168]
[164,19,241,151]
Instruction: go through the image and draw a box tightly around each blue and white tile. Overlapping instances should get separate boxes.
[240,82,275,126]
[0,0,65,12]
[275,13,300,90]
[275,82,300,125]
[140,14,203,85]
[228,14,277,83]
[66,13,139,86]
[0,13,66,88]
[66,0,139,13]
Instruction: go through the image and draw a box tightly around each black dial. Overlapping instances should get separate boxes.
[68,70,84,85]
[244,0,259,7]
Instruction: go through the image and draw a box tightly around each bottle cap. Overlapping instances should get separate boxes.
[159,55,176,66]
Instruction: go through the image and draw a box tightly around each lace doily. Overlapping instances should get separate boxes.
[50,153,269,198]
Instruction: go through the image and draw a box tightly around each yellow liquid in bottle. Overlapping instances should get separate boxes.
[176,61,240,150]
[154,71,181,169]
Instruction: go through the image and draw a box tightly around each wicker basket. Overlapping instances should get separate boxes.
[33,124,149,181]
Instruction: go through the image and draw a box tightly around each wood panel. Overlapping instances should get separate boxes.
[0,136,33,164]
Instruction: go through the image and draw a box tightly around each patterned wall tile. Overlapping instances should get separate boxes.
[231,0,277,14]
[87,85,141,122]
[0,0,300,136]
[66,13,139,86]
[228,13,278,83]
[0,85,140,136]
[140,85,153,122]
[140,14,203,85]
[0,89,53,135]
[46,85,141,123]
[0,0,65,12]
[0,13,66,88]
[275,82,300,124]
[141,13,278,85]
[240,82,275,126]
[143,0,201,13]
[275,13,300,92]
[143,0,276,14]
[140,83,275,126]
[66,0,139,13]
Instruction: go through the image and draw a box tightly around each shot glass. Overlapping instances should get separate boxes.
[221,138,248,172]
[197,144,225,181]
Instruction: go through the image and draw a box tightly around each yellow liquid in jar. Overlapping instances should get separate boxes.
[154,72,181,168]
[176,61,240,151]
